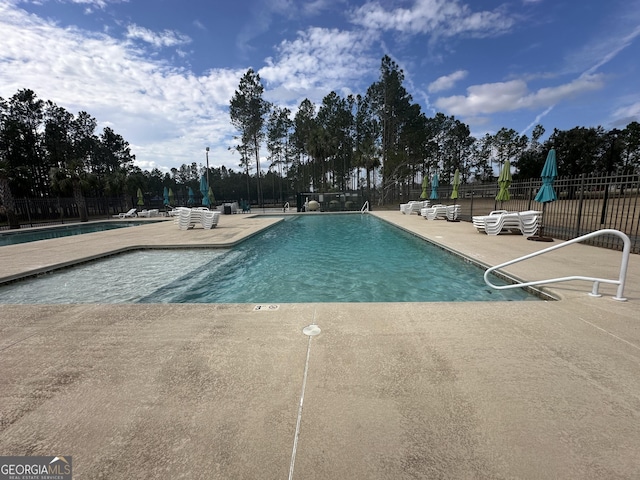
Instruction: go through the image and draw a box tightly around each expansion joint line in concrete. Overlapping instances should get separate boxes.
[288,308,317,480]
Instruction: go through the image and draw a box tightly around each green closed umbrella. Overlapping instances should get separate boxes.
[450,169,460,203]
[208,186,216,207]
[420,176,428,200]
[136,188,144,207]
[529,149,557,242]
[168,188,175,205]
[495,160,512,205]
[188,187,195,206]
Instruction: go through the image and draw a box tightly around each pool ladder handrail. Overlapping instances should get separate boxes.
[483,229,630,301]
[283,202,290,212]
[360,201,369,213]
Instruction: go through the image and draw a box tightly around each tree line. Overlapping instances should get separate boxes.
[232,55,640,206]
[2,55,640,228]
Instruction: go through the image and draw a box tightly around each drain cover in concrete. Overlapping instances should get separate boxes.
[253,304,280,311]
[302,325,321,336]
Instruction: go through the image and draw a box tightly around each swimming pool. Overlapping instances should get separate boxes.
[0,221,162,246]
[0,214,538,303]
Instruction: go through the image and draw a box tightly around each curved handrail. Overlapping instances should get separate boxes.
[360,201,369,213]
[484,229,631,301]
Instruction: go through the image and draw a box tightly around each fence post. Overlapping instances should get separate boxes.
[25,198,34,227]
[575,174,585,237]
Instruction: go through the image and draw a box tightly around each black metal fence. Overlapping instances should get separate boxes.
[2,174,640,253]
[423,173,640,254]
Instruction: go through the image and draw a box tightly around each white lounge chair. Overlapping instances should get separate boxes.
[114,208,137,219]
[176,208,220,230]
[137,209,159,218]
[446,204,461,221]
[177,208,194,230]
[400,200,428,215]
[421,204,448,220]
[201,211,220,229]
[478,210,541,236]
[472,210,508,232]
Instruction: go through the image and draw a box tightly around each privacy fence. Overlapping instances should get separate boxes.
[2,173,639,253]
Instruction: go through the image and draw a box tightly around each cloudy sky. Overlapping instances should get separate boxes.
[2,0,639,173]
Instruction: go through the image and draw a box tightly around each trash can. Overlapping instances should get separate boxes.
[223,204,232,215]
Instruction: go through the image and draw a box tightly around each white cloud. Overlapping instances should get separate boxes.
[125,24,191,48]
[259,27,378,105]
[612,102,640,125]
[0,2,242,172]
[428,70,467,93]
[434,74,605,116]
[349,0,515,38]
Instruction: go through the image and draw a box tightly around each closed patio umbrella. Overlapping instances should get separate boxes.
[420,176,428,200]
[495,160,512,207]
[450,168,460,203]
[528,149,557,242]
[430,174,439,200]
[168,188,175,206]
[136,188,144,207]
[187,187,195,206]
[163,186,169,206]
[200,175,210,207]
[208,186,216,207]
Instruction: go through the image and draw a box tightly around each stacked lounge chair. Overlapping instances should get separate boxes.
[446,204,461,221]
[473,210,541,236]
[201,211,220,229]
[472,210,508,232]
[176,207,220,230]
[400,200,429,215]
[177,208,195,230]
[421,204,460,220]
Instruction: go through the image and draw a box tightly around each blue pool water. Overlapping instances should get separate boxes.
[0,221,160,246]
[0,214,537,303]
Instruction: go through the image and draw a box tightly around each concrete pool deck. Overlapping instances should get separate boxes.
[1,212,639,479]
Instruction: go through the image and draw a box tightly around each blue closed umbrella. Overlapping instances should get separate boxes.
[163,186,169,206]
[534,149,558,203]
[529,149,557,241]
[200,175,210,207]
[188,187,195,206]
[430,174,439,200]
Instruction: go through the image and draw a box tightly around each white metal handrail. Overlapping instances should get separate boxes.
[484,229,631,301]
[360,201,369,213]
[283,202,290,212]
